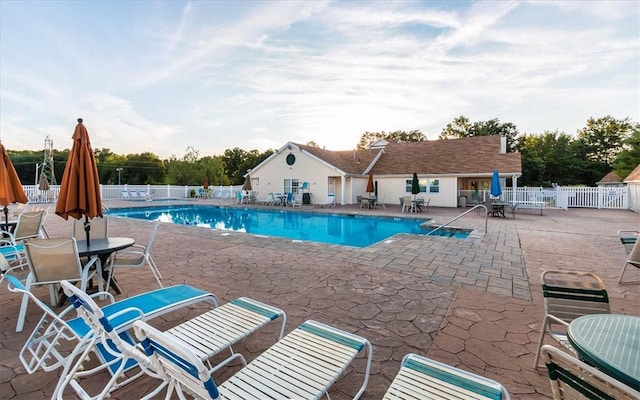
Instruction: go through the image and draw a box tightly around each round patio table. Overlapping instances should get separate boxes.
[568,314,640,389]
[76,237,135,295]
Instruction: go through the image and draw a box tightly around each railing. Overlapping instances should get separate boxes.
[427,204,488,237]
[459,186,628,210]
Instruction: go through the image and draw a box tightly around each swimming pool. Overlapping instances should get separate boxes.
[106,205,469,247]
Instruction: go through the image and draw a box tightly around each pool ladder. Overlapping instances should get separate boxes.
[426,204,488,237]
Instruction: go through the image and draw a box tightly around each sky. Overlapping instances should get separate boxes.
[1,0,638,159]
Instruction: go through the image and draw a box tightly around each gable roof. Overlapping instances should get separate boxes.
[596,171,622,184]
[623,164,640,183]
[297,135,521,176]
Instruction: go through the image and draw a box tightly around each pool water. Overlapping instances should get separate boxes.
[106,205,469,247]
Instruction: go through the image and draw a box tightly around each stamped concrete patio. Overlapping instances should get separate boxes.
[1,201,638,399]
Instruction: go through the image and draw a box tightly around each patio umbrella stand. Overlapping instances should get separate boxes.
[55,118,103,246]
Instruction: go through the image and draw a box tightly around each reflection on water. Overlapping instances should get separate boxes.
[108,205,441,247]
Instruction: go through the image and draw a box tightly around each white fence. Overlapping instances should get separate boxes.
[460,186,628,210]
[20,184,630,210]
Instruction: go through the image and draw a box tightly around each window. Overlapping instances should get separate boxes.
[405,178,439,193]
[284,178,300,193]
[429,179,439,193]
[405,179,426,193]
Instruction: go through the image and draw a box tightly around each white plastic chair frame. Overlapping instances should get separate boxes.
[59,280,286,400]
[134,319,372,400]
[108,221,162,288]
[541,345,640,400]
[0,274,219,379]
[384,353,510,399]
[17,237,101,332]
[532,270,610,368]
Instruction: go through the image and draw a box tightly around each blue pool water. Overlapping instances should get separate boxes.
[106,205,469,247]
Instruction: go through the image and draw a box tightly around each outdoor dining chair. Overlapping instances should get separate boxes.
[58,280,286,400]
[383,353,510,399]
[71,216,108,241]
[618,235,640,284]
[15,237,102,332]
[541,345,639,400]
[532,270,610,368]
[108,221,162,288]
[133,318,371,399]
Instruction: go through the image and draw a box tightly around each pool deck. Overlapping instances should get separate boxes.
[1,199,638,399]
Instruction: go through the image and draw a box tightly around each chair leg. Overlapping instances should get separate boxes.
[147,255,163,288]
[618,262,640,285]
[532,318,549,369]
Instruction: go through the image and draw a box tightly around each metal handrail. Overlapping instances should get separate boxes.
[426,204,488,237]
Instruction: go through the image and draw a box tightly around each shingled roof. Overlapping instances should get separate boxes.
[297,135,521,176]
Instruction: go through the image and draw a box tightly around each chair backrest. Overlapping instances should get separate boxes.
[403,195,411,204]
[72,217,108,241]
[14,211,45,241]
[627,238,640,266]
[541,270,610,325]
[134,320,221,399]
[144,222,161,255]
[541,345,639,400]
[24,238,84,284]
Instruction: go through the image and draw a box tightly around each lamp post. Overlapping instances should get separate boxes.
[116,168,123,185]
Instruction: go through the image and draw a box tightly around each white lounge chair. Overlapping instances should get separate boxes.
[133,319,372,399]
[384,353,510,399]
[58,280,286,400]
[121,190,130,200]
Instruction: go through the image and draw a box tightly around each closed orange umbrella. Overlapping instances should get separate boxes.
[55,118,103,245]
[366,174,374,196]
[0,142,28,225]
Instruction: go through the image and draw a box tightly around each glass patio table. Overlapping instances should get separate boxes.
[568,314,640,389]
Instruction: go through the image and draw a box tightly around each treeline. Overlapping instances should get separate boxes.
[7,115,639,187]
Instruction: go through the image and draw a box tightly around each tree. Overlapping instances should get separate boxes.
[577,116,634,166]
[612,126,640,180]
[439,116,519,152]
[515,131,589,186]
[166,146,203,185]
[357,130,426,150]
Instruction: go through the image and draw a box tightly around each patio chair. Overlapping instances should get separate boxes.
[541,345,639,400]
[532,270,610,368]
[108,221,162,288]
[374,195,386,209]
[617,230,638,254]
[15,238,102,332]
[0,210,46,244]
[0,274,218,375]
[121,190,130,200]
[402,195,415,213]
[133,318,372,400]
[56,280,286,400]
[384,353,510,399]
[291,192,303,207]
[618,236,640,284]
[72,216,108,242]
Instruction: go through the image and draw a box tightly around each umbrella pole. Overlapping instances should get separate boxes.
[3,206,8,227]
[84,215,91,246]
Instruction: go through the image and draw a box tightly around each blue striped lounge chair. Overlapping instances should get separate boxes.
[57,280,286,400]
[0,274,217,378]
[384,353,510,399]
[133,318,372,399]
